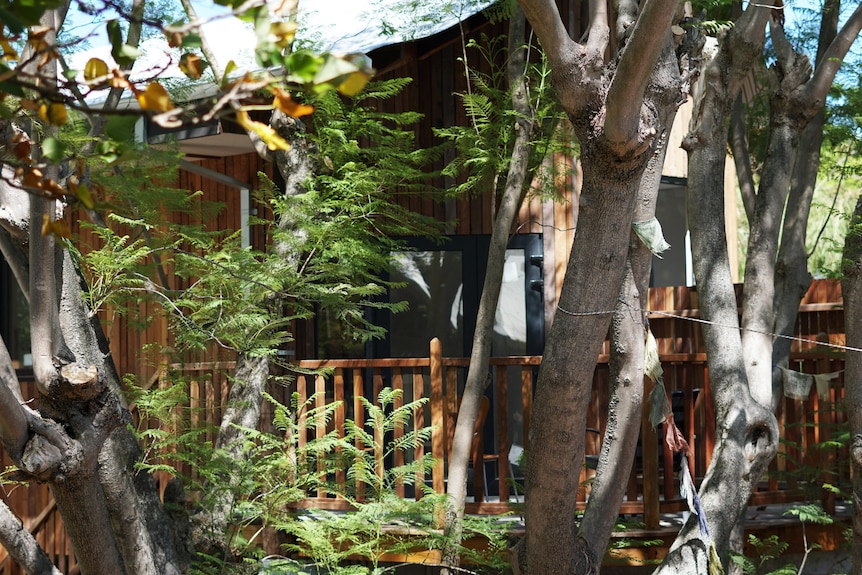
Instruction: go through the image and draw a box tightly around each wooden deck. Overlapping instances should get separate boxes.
[0,281,849,573]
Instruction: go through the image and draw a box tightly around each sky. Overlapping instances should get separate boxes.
[63,0,858,92]
[65,0,493,82]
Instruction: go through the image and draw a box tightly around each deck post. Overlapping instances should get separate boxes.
[430,338,445,495]
[642,376,660,529]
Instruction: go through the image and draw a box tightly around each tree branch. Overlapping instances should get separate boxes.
[180,0,224,79]
[801,1,862,108]
[0,227,28,303]
[0,498,61,575]
[585,0,609,58]
[604,0,678,145]
[731,94,755,221]
[0,336,29,461]
[518,0,581,73]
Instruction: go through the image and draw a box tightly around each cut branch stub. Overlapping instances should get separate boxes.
[58,362,101,400]
[19,413,83,482]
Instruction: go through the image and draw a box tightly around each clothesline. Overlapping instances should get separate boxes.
[555,302,862,355]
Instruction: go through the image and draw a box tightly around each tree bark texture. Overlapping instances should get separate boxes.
[841,196,862,575]
[0,498,61,575]
[525,155,643,574]
[191,353,269,559]
[442,9,535,572]
[517,0,681,570]
[578,76,678,563]
[658,4,781,571]
[771,0,840,371]
[740,20,815,409]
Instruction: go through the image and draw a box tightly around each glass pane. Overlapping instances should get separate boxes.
[390,251,463,357]
[316,307,366,359]
[493,250,527,356]
[1,259,30,368]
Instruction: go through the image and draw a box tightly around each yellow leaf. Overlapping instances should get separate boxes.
[272,87,314,118]
[1,39,18,61]
[71,179,95,209]
[236,110,290,151]
[269,21,298,48]
[336,70,372,97]
[41,214,70,239]
[137,82,174,112]
[84,58,110,82]
[179,53,204,80]
[38,102,68,126]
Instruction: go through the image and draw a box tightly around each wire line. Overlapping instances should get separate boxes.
[555,303,862,354]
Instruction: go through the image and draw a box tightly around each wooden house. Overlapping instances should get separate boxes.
[0,1,850,571]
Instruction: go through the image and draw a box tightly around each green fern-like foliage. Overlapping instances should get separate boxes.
[433,31,573,203]
[339,387,435,502]
[729,534,796,575]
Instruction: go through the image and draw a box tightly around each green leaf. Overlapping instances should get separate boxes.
[107,20,140,66]
[287,51,323,83]
[105,115,139,143]
[41,136,65,163]
[313,54,361,86]
[181,33,202,48]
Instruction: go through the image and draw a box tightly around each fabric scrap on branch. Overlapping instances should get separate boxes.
[780,366,813,400]
[633,218,671,257]
[813,371,841,401]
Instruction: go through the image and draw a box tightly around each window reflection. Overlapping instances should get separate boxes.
[390,250,463,358]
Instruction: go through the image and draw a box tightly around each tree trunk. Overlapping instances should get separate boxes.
[841,195,862,575]
[771,0,839,372]
[657,6,781,571]
[191,353,269,559]
[517,0,682,569]
[442,8,534,571]
[578,82,677,563]
[740,19,817,410]
[525,150,647,573]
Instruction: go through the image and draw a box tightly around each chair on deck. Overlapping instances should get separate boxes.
[446,396,490,501]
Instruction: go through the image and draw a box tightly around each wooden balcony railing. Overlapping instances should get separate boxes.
[0,281,848,571]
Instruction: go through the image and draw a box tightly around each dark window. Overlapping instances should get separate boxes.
[0,255,30,369]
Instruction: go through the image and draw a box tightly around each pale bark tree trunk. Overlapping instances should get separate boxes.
[842,195,862,575]
[763,0,847,377]
[659,2,861,570]
[655,4,781,572]
[442,9,536,572]
[739,4,862,409]
[190,354,269,560]
[0,8,182,567]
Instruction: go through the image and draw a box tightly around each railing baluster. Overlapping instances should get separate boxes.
[392,368,405,498]
[373,368,384,482]
[297,374,308,498]
[521,365,532,451]
[641,375,660,530]
[334,369,346,496]
[430,338,445,496]
[413,367,425,499]
[353,370,365,501]
[495,365,509,502]
[315,374,326,499]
